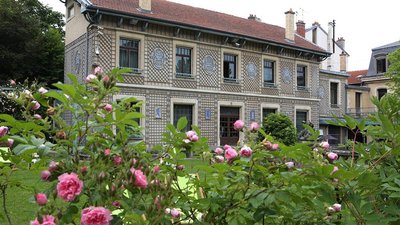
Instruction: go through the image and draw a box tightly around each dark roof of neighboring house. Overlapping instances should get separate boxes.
[86,0,327,55]
[372,40,400,51]
[347,70,367,84]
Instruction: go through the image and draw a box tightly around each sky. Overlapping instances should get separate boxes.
[41,0,400,71]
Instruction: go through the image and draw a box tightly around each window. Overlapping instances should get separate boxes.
[297,65,307,89]
[67,5,74,19]
[262,108,277,121]
[296,110,308,132]
[328,126,341,145]
[312,28,317,44]
[330,82,338,107]
[355,92,361,115]
[173,105,193,131]
[377,88,387,100]
[175,47,192,77]
[223,54,237,82]
[263,60,275,86]
[376,58,386,74]
[119,38,139,69]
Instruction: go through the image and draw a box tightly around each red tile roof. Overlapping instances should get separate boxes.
[348,70,368,84]
[89,0,327,54]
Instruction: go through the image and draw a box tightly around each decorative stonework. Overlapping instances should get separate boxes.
[318,86,325,98]
[73,50,81,74]
[152,48,167,70]
[246,62,257,79]
[202,55,215,75]
[282,67,291,84]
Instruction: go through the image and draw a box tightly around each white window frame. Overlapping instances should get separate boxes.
[294,105,312,131]
[261,55,279,88]
[170,98,198,130]
[113,95,146,140]
[221,48,241,83]
[173,40,197,79]
[116,32,145,74]
[295,61,310,90]
[260,103,280,123]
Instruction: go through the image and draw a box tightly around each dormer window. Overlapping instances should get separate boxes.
[376,57,386,74]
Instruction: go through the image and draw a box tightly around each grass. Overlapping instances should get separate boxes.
[0,158,208,224]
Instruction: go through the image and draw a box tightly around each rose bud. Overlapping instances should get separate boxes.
[85,74,97,83]
[104,104,112,112]
[102,75,110,83]
[215,155,225,163]
[104,148,111,156]
[56,130,67,140]
[112,201,121,208]
[41,170,51,181]
[48,161,58,172]
[46,107,56,116]
[38,87,48,94]
[176,165,185,171]
[224,147,238,161]
[233,120,244,131]
[113,156,122,166]
[10,80,16,86]
[31,101,40,110]
[153,165,160,174]
[36,193,48,206]
[327,206,335,214]
[33,114,42,120]
[239,145,252,157]
[249,122,260,132]
[332,203,341,212]
[80,166,88,174]
[7,139,14,147]
[320,141,330,150]
[94,66,103,74]
[330,166,339,175]
[271,143,279,151]
[327,152,338,161]
[263,140,272,150]
[285,161,294,168]
[170,208,180,218]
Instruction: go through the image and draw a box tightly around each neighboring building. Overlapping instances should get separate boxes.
[64,0,330,148]
[302,21,349,145]
[346,70,370,117]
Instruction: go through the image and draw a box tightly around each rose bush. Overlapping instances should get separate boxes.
[1,67,400,225]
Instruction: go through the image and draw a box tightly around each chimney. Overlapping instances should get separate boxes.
[248,14,261,22]
[340,52,347,72]
[139,0,151,12]
[296,20,305,38]
[285,9,295,41]
[336,37,345,50]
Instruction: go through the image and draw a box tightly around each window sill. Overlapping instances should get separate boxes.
[175,73,194,79]
[297,86,309,91]
[120,67,143,75]
[330,104,340,108]
[223,78,239,84]
[263,83,277,88]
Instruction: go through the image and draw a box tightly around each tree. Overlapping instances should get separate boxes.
[0,0,65,85]
[386,48,400,95]
[261,113,297,145]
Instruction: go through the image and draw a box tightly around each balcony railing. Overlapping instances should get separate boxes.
[346,107,377,117]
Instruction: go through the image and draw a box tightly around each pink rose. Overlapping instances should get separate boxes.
[249,122,260,132]
[320,141,330,150]
[94,66,104,75]
[38,87,48,94]
[332,203,341,212]
[104,148,111,156]
[233,120,244,131]
[239,145,252,157]
[186,130,198,142]
[153,165,160,173]
[56,172,83,202]
[81,206,112,225]
[113,156,122,166]
[112,201,121,208]
[214,147,224,155]
[170,208,180,218]
[215,155,225,163]
[263,141,272,150]
[285,161,294,168]
[165,208,171,214]
[224,147,238,161]
[104,104,112,112]
[30,215,56,225]
[41,170,51,181]
[0,126,9,137]
[327,152,338,161]
[223,144,231,150]
[85,74,97,83]
[34,114,42,119]
[36,193,48,206]
[48,161,58,172]
[10,80,16,86]
[130,168,148,189]
[7,138,14,147]
[31,101,40,110]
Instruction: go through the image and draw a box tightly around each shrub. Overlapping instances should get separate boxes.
[261,113,297,146]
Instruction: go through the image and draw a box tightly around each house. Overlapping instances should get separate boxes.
[302,21,349,145]
[63,0,330,148]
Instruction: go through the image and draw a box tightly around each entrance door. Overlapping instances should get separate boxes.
[220,107,240,146]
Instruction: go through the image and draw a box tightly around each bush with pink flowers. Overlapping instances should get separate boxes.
[2,67,400,225]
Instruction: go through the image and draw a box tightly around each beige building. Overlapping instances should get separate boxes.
[63,0,330,148]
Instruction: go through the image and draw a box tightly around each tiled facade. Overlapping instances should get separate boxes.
[64,0,330,148]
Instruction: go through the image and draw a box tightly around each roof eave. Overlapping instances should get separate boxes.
[84,6,330,58]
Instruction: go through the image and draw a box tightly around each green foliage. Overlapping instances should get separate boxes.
[0,0,65,84]
[386,48,400,95]
[261,113,297,145]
